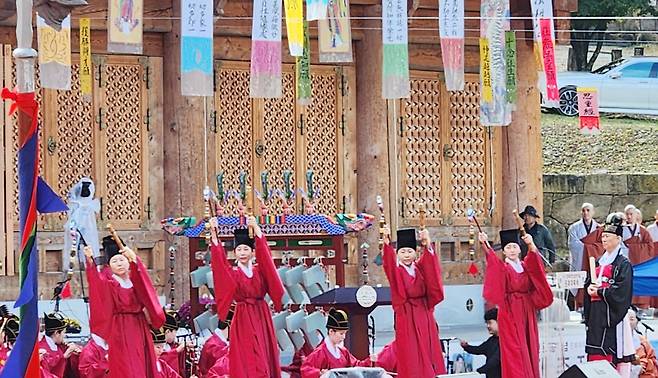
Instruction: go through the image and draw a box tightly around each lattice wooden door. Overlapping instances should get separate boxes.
[394,72,501,228]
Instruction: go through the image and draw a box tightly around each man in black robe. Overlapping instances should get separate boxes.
[460,308,501,378]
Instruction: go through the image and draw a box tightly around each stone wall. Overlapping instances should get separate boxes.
[543,174,658,252]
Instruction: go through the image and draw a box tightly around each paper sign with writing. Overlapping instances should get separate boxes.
[284,0,304,56]
[505,31,517,106]
[181,0,214,96]
[382,0,409,99]
[530,0,554,71]
[37,14,71,90]
[318,0,353,62]
[108,0,144,54]
[79,18,92,97]
[577,87,600,135]
[439,0,465,91]
[540,18,558,104]
[479,0,512,126]
[296,21,312,105]
[250,0,283,98]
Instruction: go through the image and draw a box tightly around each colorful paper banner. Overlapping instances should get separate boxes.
[108,0,144,54]
[540,18,558,104]
[479,0,512,126]
[37,14,71,90]
[318,0,353,62]
[250,0,283,98]
[181,0,214,97]
[296,22,312,105]
[577,87,600,135]
[439,0,465,91]
[479,38,493,103]
[284,0,304,56]
[306,0,329,21]
[530,0,554,70]
[504,30,517,106]
[79,18,92,97]
[382,0,409,99]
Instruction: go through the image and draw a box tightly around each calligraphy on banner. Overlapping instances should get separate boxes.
[318,0,353,62]
[250,0,283,98]
[530,0,554,70]
[296,21,312,105]
[382,0,410,99]
[79,18,92,98]
[505,31,517,106]
[577,87,600,135]
[37,14,71,90]
[439,0,465,91]
[540,18,558,104]
[181,0,214,97]
[284,0,304,56]
[479,0,512,126]
[108,0,144,54]
[306,0,329,20]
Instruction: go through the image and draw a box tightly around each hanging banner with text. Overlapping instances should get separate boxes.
[181,0,214,97]
[296,22,312,105]
[37,14,71,90]
[577,87,600,135]
[79,18,92,98]
[382,0,410,99]
[439,0,465,91]
[530,0,554,71]
[306,0,328,20]
[479,0,512,126]
[284,0,304,56]
[107,0,144,54]
[318,0,353,62]
[504,30,517,107]
[250,0,283,98]
[540,18,559,105]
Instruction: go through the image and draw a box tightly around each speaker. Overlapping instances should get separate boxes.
[559,361,621,378]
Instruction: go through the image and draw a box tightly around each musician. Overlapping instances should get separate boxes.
[478,230,553,378]
[39,312,81,378]
[460,308,501,378]
[160,309,186,377]
[584,213,634,370]
[382,226,446,377]
[152,328,182,378]
[300,308,373,378]
[83,235,165,378]
[198,307,233,377]
[78,333,109,378]
[209,216,285,378]
[0,307,19,372]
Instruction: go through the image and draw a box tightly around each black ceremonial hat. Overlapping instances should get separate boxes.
[151,327,167,344]
[44,312,67,333]
[396,229,417,251]
[163,309,180,331]
[5,318,19,342]
[102,235,125,261]
[499,229,521,249]
[484,308,498,321]
[603,212,624,236]
[326,308,349,330]
[233,228,255,249]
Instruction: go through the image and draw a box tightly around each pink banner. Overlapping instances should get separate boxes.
[540,18,558,103]
[251,40,282,75]
[440,38,464,91]
[577,88,600,135]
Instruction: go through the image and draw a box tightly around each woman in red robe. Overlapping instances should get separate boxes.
[209,216,285,378]
[479,230,553,378]
[84,235,165,378]
[382,227,446,377]
[300,308,372,378]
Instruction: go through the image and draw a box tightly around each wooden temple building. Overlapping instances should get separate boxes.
[0,0,576,305]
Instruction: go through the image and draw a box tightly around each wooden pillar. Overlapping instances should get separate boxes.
[355,5,390,285]
[501,37,543,228]
[162,0,209,306]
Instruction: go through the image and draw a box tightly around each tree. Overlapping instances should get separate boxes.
[570,0,655,71]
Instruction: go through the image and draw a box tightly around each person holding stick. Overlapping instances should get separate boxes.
[83,228,165,377]
[477,221,553,378]
[208,216,284,378]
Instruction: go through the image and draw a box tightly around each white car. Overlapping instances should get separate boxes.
[539,56,658,116]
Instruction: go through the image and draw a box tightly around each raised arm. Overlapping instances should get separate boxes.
[127,251,165,329]
[251,216,285,311]
[381,226,406,306]
[84,247,113,339]
[521,234,554,310]
[209,217,238,320]
[416,230,444,307]
[480,232,507,306]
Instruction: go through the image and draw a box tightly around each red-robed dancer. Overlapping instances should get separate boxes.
[84,234,165,378]
[39,312,82,378]
[160,309,187,377]
[209,216,285,378]
[382,226,446,377]
[478,230,553,378]
[153,328,183,378]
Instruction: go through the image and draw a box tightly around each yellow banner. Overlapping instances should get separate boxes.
[284,0,304,56]
[37,16,71,65]
[79,18,92,96]
[479,38,493,103]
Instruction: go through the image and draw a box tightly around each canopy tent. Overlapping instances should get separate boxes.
[633,253,658,296]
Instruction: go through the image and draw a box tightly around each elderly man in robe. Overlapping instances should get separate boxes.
[568,203,601,310]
